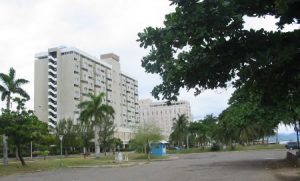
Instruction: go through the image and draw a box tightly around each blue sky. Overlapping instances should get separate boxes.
[0,0,298,133]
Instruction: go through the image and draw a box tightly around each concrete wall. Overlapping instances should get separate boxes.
[34,56,48,123]
[286,151,300,166]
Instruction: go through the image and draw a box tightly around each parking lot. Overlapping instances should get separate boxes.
[0,149,297,181]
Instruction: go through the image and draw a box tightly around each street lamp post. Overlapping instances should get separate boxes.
[30,141,33,160]
[59,135,64,166]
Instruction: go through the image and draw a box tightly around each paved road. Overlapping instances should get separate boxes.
[0,150,288,181]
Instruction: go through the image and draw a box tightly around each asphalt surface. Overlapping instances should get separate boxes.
[0,150,289,181]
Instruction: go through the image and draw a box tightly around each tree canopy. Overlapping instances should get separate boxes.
[0,67,29,110]
[0,110,49,165]
[170,114,189,146]
[78,93,115,158]
[130,123,163,159]
[137,0,300,109]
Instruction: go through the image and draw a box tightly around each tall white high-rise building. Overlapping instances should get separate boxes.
[139,99,192,139]
[34,46,140,144]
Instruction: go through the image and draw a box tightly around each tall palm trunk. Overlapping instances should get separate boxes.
[6,94,11,111]
[2,135,8,165]
[2,95,10,165]
[94,126,100,159]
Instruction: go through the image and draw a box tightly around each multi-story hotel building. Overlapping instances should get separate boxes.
[34,46,140,144]
[139,99,192,139]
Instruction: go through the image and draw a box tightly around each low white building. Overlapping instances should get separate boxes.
[139,99,192,139]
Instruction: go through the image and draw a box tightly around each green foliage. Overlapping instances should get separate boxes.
[78,93,115,158]
[0,110,49,165]
[138,0,300,146]
[131,123,163,154]
[33,150,50,160]
[107,138,123,152]
[99,115,115,154]
[210,143,221,152]
[217,86,278,145]
[78,120,94,155]
[170,114,189,146]
[78,93,115,127]
[0,67,29,110]
[137,0,300,115]
[54,118,81,155]
[188,115,218,148]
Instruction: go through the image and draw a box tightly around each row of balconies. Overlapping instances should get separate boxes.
[48,54,58,128]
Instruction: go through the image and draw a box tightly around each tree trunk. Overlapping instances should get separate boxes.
[7,95,11,111]
[17,144,26,166]
[2,135,8,165]
[15,147,19,160]
[94,126,100,159]
[296,120,300,149]
[2,95,11,165]
[65,149,68,157]
[146,139,150,161]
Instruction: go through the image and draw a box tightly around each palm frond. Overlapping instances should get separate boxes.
[15,88,30,99]
[0,84,7,93]
[0,73,11,87]
[8,67,15,81]
[15,78,29,87]
[1,91,9,101]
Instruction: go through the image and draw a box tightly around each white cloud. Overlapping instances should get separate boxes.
[0,0,174,109]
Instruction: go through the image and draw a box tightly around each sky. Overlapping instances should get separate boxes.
[0,0,297,134]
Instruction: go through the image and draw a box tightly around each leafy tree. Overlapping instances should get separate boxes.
[217,86,278,146]
[0,110,49,166]
[137,0,300,114]
[99,115,115,156]
[78,93,115,158]
[108,138,123,154]
[190,115,218,149]
[78,120,94,157]
[12,97,27,113]
[54,118,80,156]
[170,114,189,147]
[131,123,163,160]
[0,67,29,165]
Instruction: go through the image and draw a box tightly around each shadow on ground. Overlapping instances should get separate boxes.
[188,158,300,181]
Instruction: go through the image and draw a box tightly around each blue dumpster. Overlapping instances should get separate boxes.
[151,140,168,156]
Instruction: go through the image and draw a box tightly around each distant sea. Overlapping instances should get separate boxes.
[268,132,299,143]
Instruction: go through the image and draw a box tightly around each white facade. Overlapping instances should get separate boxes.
[139,99,192,139]
[34,46,140,144]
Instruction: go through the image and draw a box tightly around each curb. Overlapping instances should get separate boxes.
[151,157,179,162]
[67,162,147,168]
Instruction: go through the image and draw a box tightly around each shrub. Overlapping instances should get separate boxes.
[210,143,221,151]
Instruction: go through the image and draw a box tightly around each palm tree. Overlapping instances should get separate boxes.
[78,93,114,158]
[0,68,29,110]
[0,67,29,165]
[171,114,189,147]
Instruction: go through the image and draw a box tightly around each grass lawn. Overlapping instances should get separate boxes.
[233,144,285,151]
[0,155,117,176]
[167,144,285,154]
[127,153,168,160]
[0,153,168,176]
